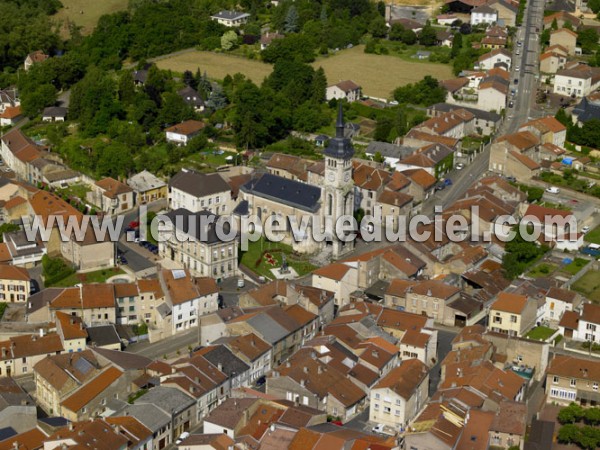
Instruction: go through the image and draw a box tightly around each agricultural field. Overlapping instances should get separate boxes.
[156,45,453,99]
[53,0,129,36]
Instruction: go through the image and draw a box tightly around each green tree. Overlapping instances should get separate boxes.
[158,92,193,126]
[262,33,317,63]
[584,407,600,426]
[578,28,599,54]
[555,107,570,128]
[285,5,299,33]
[20,83,57,117]
[558,424,580,444]
[393,76,446,106]
[311,67,327,103]
[419,23,438,46]
[373,151,385,163]
[558,404,585,424]
[221,30,238,50]
[502,227,550,279]
[206,85,227,110]
[374,116,393,142]
[451,32,463,58]
[117,71,136,105]
[369,16,388,38]
[590,0,600,12]
[389,24,406,41]
[0,223,20,242]
[551,18,559,29]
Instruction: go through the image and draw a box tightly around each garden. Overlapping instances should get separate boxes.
[556,403,600,449]
[525,326,556,341]
[571,270,600,303]
[239,237,316,280]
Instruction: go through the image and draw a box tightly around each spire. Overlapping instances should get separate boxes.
[336,102,345,139]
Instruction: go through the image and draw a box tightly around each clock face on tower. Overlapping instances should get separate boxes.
[327,171,335,182]
[344,171,350,182]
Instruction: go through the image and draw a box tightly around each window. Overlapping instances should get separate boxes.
[396,399,401,406]
[553,376,559,384]
[383,406,391,414]
[395,409,401,416]
[375,393,380,400]
[550,388,576,401]
[374,403,379,410]
[586,323,597,332]
[593,383,599,391]
[570,379,577,387]
[510,315,518,323]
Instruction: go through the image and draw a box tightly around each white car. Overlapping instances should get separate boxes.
[372,424,385,433]
[456,163,465,170]
[237,278,245,288]
[582,226,590,234]
[175,432,190,445]
[515,66,520,71]
[545,186,560,194]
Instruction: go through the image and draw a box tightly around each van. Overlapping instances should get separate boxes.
[237,278,245,288]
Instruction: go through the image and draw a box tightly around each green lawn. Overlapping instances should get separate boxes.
[239,237,316,280]
[55,183,91,202]
[562,258,589,276]
[526,326,556,341]
[52,268,126,287]
[585,225,600,245]
[571,270,600,303]
[527,263,557,278]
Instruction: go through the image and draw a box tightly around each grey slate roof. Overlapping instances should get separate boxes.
[87,325,121,347]
[178,86,205,108]
[572,97,600,123]
[92,347,151,371]
[127,170,166,193]
[246,313,289,344]
[135,386,195,416]
[169,169,231,198]
[232,200,249,216]
[115,403,170,432]
[366,141,415,159]
[211,10,250,20]
[324,104,355,160]
[27,288,63,314]
[42,106,67,118]
[164,208,232,244]
[240,173,321,213]
[202,346,249,378]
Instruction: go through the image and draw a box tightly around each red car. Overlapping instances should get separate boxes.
[128,221,140,229]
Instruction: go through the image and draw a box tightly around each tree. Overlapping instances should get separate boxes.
[369,16,388,38]
[502,227,549,279]
[20,83,57,117]
[578,28,599,54]
[590,0,600,12]
[389,24,406,41]
[551,18,559,29]
[374,116,393,141]
[558,404,585,424]
[584,407,600,426]
[558,424,580,444]
[373,152,385,163]
[158,92,193,126]
[262,34,317,63]
[221,30,238,50]
[459,23,471,34]
[419,23,438,46]
[285,5,299,33]
[117,71,136,105]
[451,32,463,58]
[311,67,327,103]
[320,4,327,22]
[555,107,570,128]
[206,85,227,110]
[183,70,196,89]
[0,223,20,242]
[393,76,446,106]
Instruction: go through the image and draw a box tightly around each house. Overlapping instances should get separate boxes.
[115,403,173,449]
[41,107,67,122]
[427,103,502,136]
[402,280,461,325]
[487,0,517,26]
[488,292,537,337]
[210,10,250,27]
[437,13,459,25]
[312,263,359,307]
[488,401,527,449]
[477,79,508,112]
[365,141,414,167]
[396,143,455,177]
[518,116,567,148]
[0,127,41,182]
[440,77,471,103]
[114,279,165,325]
[326,80,362,103]
[88,177,134,215]
[545,354,600,406]
[24,51,48,71]
[544,287,582,324]
[177,86,204,112]
[0,264,30,302]
[436,30,454,47]
[543,11,581,30]
[389,18,424,32]
[266,348,367,422]
[554,64,600,98]
[220,333,272,383]
[0,333,64,377]
[540,51,567,74]
[477,48,512,70]
[55,311,87,352]
[0,89,19,113]
[159,209,238,280]
[165,120,205,145]
[560,303,600,344]
[522,203,576,246]
[412,109,475,140]
[489,131,541,179]
[158,269,219,336]
[1,229,46,268]
[0,106,22,127]
[369,359,429,429]
[470,4,498,25]
[168,168,232,214]
[260,32,284,50]
[549,28,578,55]
[127,170,167,204]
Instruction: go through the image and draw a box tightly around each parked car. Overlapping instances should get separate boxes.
[508,101,514,108]
[175,432,190,445]
[581,244,600,257]
[237,278,245,288]
[434,183,446,191]
[443,178,453,186]
[545,186,560,194]
[456,163,464,170]
[372,424,385,433]
[505,176,516,182]
[582,226,590,234]
[256,376,266,386]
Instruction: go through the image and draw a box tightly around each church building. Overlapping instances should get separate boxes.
[239,105,356,258]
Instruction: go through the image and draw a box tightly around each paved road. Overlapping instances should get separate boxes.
[127,327,201,359]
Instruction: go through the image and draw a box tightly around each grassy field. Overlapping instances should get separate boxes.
[526,326,556,341]
[156,51,273,84]
[156,45,453,99]
[52,268,125,287]
[571,270,600,303]
[53,0,129,36]
[561,258,589,276]
[527,262,557,278]
[585,225,600,244]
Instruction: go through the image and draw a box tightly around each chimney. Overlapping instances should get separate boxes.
[427,289,432,297]
[372,350,379,359]
[218,363,223,372]
[39,328,44,337]
[318,365,323,375]
[68,422,74,431]
[195,376,199,383]
[300,379,305,387]
[270,424,275,432]
[303,366,308,373]
[1,348,6,358]
[311,351,316,360]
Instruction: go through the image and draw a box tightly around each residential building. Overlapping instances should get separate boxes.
[168,169,232,214]
[519,116,567,148]
[543,11,581,29]
[488,401,527,449]
[553,64,600,98]
[477,49,511,71]
[177,86,204,112]
[210,10,250,27]
[427,103,502,136]
[470,4,498,25]
[369,359,429,429]
[260,31,284,50]
[326,80,362,102]
[311,263,359,307]
[540,51,567,74]
[0,106,22,127]
[0,377,36,433]
[220,333,272,383]
[572,92,600,125]
[43,284,117,325]
[24,51,48,71]
[88,177,134,215]
[115,279,165,325]
[114,403,172,449]
[549,28,578,55]
[561,303,600,343]
[0,333,63,377]
[487,0,517,26]
[395,143,455,177]
[127,170,167,204]
[55,311,87,353]
[545,354,600,406]
[477,79,507,112]
[402,280,461,325]
[158,269,219,335]
[489,292,537,337]
[165,120,205,145]
[41,106,67,122]
[544,287,582,323]
[0,264,30,302]
[159,209,238,280]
